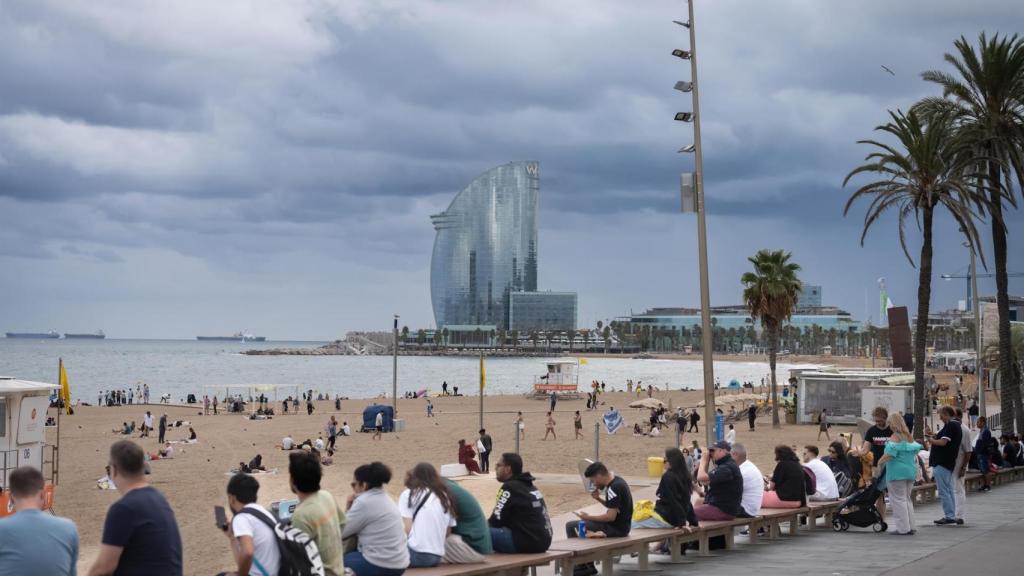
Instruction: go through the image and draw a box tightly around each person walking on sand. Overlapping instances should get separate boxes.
[426,398,434,418]
[688,409,700,433]
[747,404,757,431]
[373,411,384,441]
[574,411,583,439]
[204,395,210,416]
[817,409,830,440]
[543,412,557,440]
[213,395,218,415]
[549,391,557,413]
[516,412,525,440]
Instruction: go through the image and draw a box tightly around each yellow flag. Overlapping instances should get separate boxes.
[579,358,588,365]
[479,354,486,391]
[59,359,71,414]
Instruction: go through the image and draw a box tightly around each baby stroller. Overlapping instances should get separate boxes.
[832,480,887,532]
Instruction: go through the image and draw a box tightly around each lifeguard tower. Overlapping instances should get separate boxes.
[0,377,60,516]
[531,360,581,399]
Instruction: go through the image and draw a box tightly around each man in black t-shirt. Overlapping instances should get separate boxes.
[567,462,632,576]
[927,405,962,524]
[855,406,893,519]
[89,440,183,576]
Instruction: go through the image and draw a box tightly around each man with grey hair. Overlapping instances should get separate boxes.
[731,443,764,518]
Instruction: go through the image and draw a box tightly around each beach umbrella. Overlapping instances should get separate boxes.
[628,398,665,409]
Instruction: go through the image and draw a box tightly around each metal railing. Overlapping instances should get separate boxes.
[1,445,57,488]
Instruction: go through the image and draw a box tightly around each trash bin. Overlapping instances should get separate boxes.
[647,456,665,477]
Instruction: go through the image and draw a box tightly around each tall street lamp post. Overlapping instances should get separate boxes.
[674,0,717,448]
[968,243,985,417]
[393,315,399,414]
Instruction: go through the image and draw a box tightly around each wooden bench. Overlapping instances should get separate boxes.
[406,551,572,576]
[804,500,843,530]
[548,529,680,576]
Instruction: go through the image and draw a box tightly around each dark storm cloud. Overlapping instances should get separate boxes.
[0,0,1022,337]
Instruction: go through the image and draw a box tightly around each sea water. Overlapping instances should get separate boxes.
[0,338,811,402]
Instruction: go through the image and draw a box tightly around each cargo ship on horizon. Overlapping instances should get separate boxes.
[197,331,266,342]
[5,331,60,339]
[64,330,106,339]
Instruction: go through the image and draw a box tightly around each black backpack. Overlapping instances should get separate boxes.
[237,508,325,576]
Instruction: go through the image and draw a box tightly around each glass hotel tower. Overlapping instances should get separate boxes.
[430,161,539,330]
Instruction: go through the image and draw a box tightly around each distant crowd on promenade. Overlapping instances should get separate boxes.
[5,394,1022,576]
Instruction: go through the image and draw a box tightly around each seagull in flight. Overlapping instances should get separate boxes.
[881,65,896,76]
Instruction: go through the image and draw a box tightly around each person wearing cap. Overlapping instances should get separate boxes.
[693,441,743,521]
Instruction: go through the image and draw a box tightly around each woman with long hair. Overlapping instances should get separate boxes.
[761,445,806,508]
[632,448,698,530]
[877,414,922,535]
[457,439,482,474]
[399,463,457,567]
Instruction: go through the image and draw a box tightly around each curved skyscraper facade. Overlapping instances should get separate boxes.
[430,161,539,329]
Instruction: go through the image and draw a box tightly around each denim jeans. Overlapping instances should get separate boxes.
[933,465,956,520]
[490,527,517,553]
[407,548,442,568]
[343,551,406,576]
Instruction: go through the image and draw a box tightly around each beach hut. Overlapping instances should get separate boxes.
[0,377,60,516]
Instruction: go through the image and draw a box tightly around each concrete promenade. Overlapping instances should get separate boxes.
[604,478,1024,575]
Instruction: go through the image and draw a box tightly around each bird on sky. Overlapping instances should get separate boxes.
[881,65,896,76]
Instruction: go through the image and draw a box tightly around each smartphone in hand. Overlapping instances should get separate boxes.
[215,505,228,531]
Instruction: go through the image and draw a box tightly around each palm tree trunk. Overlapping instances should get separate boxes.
[912,205,934,441]
[989,160,1020,432]
[769,323,780,428]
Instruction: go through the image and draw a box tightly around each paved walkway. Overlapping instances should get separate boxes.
[602,479,1024,575]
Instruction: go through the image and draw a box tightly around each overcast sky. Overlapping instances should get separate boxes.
[2,0,1022,340]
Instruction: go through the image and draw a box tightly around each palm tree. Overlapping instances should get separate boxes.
[602,326,611,353]
[918,33,1024,429]
[742,249,803,428]
[844,109,983,439]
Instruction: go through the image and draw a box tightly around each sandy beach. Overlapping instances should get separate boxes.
[46,357,972,574]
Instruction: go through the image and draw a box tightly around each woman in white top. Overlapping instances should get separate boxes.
[399,463,456,568]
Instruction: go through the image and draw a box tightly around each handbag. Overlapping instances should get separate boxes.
[632,499,655,522]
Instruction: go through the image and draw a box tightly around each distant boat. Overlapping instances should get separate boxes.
[64,330,106,339]
[197,331,266,342]
[6,331,60,339]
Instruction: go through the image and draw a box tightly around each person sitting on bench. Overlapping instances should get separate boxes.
[488,453,553,554]
[761,445,806,508]
[567,462,633,576]
[694,440,743,521]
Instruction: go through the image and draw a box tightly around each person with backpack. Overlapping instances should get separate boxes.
[343,462,409,576]
[289,451,346,576]
[802,445,840,501]
[761,445,806,508]
[221,473,281,576]
[823,441,854,497]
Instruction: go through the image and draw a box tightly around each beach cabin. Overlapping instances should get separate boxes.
[532,360,580,397]
[791,368,912,425]
[0,377,59,516]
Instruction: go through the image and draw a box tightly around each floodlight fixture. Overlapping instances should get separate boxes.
[672,49,691,60]
[674,81,693,93]
[673,20,691,28]
[678,144,696,153]
[674,112,693,122]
